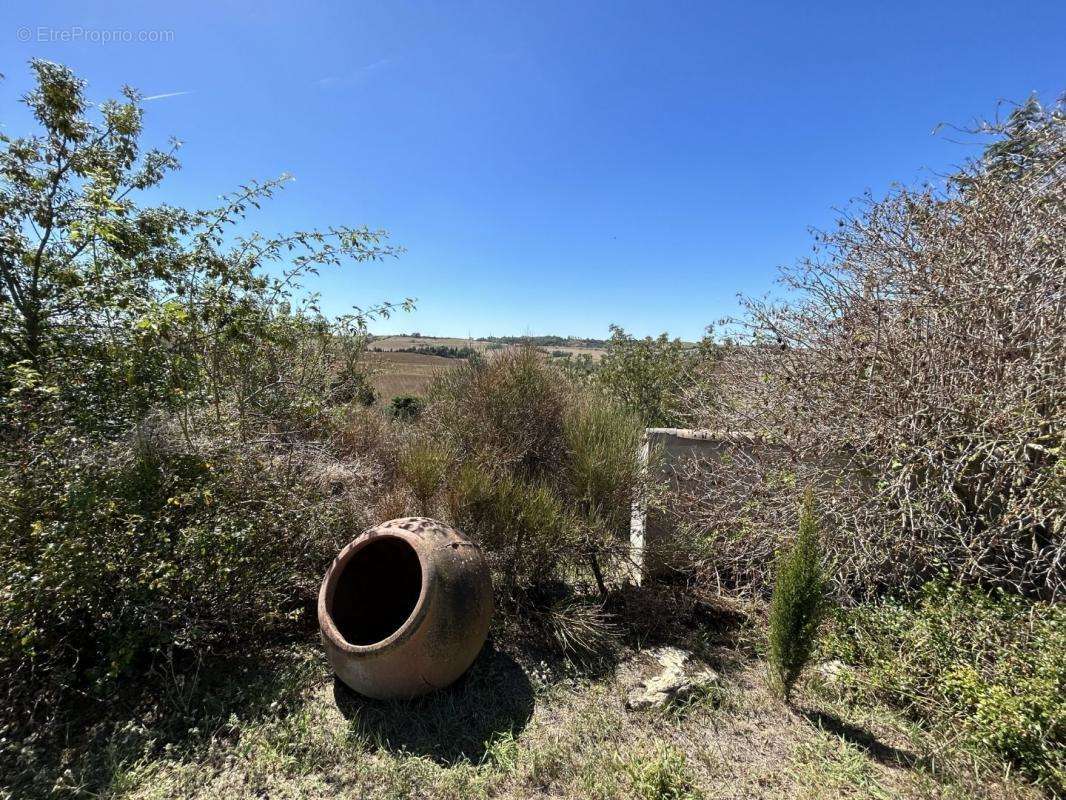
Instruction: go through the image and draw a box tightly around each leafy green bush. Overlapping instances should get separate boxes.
[0,59,403,770]
[768,492,826,702]
[389,394,425,420]
[822,582,1065,793]
[597,325,714,427]
[0,429,357,733]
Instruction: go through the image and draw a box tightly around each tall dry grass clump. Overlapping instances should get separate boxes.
[676,98,1065,599]
[426,346,568,478]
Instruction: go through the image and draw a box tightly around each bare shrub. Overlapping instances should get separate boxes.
[679,98,1065,598]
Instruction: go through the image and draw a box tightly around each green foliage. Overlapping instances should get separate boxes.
[424,351,643,622]
[0,60,403,746]
[823,582,1065,793]
[562,393,643,530]
[397,439,452,515]
[0,430,350,725]
[597,325,713,427]
[618,745,702,800]
[0,59,404,437]
[768,491,826,702]
[389,394,425,421]
[445,462,578,598]
[383,344,478,359]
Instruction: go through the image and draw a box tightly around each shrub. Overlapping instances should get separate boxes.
[768,492,826,702]
[679,97,1065,598]
[533,599,620,662]
[597,325,714,427]
[444,462,579,600]
[330,404,401,476]
[427,346,568,478]
[427,357,644,612]
[389,394,425,421]
[823,582,1065,793]
[563,393,643,528]
[561,393,645,593]
[0,60,399,752]
[0,427,361,736]
[397,439,452,515]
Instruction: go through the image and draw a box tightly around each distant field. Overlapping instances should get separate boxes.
[366,336,607,400]
[367,351,456,399]
[369,335,607,361]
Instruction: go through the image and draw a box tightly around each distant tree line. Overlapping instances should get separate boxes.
[484,335,608,349]
[370,345,478,359]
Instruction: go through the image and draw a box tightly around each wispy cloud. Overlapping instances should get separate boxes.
[142,90,193,102]
[316,58,394,89]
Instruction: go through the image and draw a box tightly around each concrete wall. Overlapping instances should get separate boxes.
[630,428,787,583]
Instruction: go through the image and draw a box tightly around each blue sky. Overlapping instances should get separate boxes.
[3,1,1063,340]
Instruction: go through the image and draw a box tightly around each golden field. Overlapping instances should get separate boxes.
[367,336,607,399]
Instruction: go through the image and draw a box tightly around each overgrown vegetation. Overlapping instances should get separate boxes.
[674,96,1065,600]
[0,58,1061,800]
[0,60,402,782]
[596,325,713,427]
[822,582,1065,794]
[410,347,644,617]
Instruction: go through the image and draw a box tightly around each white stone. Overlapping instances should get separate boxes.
[624,647,720,710]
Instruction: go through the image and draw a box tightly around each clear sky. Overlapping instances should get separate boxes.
[3,2,1063,340]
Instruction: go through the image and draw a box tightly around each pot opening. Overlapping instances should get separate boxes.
[331,536,423,646]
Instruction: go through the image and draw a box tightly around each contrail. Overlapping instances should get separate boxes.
[142,91,192,101]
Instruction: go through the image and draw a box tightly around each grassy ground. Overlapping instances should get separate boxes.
[31,615,1041,800]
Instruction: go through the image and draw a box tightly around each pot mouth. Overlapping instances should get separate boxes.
[321,533,428,652]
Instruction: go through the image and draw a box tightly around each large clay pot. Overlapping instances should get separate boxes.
[318,517,493,699]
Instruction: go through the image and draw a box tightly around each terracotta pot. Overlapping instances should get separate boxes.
[318,517,493,699]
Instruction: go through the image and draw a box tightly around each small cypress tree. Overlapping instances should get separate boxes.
[768,490,826,702]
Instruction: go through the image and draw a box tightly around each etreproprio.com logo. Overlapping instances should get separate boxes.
[17,26,175,43]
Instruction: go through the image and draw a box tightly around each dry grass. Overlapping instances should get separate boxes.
[367,339,607,401]
[368,351,458,398]
[370,336,607,360]
[44,639,1042,800]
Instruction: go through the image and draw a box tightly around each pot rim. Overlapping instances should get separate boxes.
[318,528,431,656]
